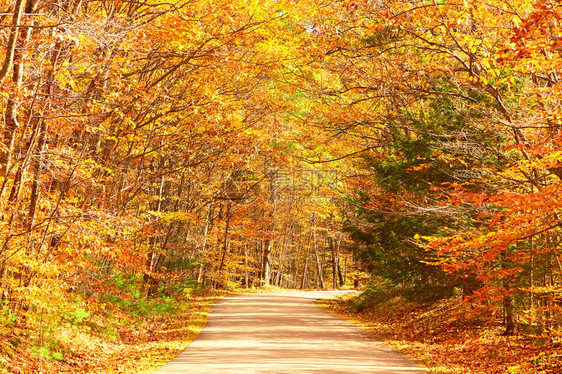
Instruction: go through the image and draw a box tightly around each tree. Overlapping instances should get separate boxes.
[290,0,561,336]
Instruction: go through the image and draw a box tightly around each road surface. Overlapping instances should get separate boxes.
[152,291,426,373]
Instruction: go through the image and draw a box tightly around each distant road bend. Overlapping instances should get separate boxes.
[153,291,426,373]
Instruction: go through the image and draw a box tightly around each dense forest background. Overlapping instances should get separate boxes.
[0,0,560,372]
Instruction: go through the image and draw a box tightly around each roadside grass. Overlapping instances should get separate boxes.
[0,289,225,374]
[2,283,321,374]
[317,293,561,374]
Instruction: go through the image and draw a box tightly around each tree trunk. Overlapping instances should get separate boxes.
[341,253,347,286]
[0,0,26,84]
[300,245,310,289]
[503,293,515,336]
[197,263,204,284]
[27,120,47,231]
[197,203,214,285]
[330,237,339,289]
[261,239,272,286]
[244,245,249,289]
[313,228,324,289]
[1,0,37,199]
[501,246,515,336]
[217,202,232,280]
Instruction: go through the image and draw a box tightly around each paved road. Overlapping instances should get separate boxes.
[152,291,426,373]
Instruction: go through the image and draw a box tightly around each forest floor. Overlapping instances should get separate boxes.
[0,291,224,374]
[317,293,562,374]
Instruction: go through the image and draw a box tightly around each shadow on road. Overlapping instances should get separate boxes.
[153,292,426,373]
